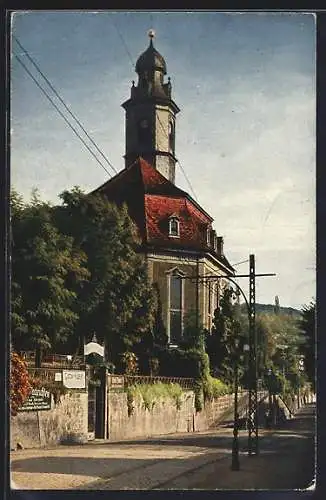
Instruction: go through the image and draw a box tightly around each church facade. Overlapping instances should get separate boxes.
[92,33,234,345]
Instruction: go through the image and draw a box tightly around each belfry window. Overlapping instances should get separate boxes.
[169,121,175,154]
[169,216,180,237]
[138,118,150,147]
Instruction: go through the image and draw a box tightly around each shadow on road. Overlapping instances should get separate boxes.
[11,456,162,477]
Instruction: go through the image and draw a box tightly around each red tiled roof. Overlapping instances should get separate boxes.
[92,157,188,197]
[145,194,210,249]
[90,157,233,271]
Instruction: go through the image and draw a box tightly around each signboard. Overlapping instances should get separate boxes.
[84,341,104,357]
[18,388,51,412]
[55,372,62,382]
[108,375,124,389]
[62,370,86,389]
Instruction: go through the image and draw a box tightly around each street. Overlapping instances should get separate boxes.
[11,403,315,491]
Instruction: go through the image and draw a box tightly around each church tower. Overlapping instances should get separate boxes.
[122,30,180,183]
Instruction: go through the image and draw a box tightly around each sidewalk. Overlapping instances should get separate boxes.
[165,402,316,490]
[11,403,315,491]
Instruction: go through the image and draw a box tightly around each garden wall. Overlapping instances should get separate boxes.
[107,390,195,440]
[106,388,246,441]
[11,391,88,449]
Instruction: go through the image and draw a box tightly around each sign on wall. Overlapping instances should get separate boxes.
[62,370,86,389]
[18,388,51,412]
[108,375,124,389]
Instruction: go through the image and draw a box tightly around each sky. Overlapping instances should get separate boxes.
[10,11,316,310]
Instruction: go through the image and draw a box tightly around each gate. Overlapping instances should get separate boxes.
[87,367,106,439]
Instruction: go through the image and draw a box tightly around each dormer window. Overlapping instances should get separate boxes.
[213,234,217,251]
[210,229,217,251]
[169,216,180,238]
[206,227,211,246]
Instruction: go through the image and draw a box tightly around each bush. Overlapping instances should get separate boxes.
[178,310,206,351]
[121,352,139,375]
[203,375,231,401]
[154,346,210,380]
[10,351,32,416]
[194,380,203,412]
[126,382,184,413]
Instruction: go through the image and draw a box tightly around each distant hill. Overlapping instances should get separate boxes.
[240,303,302,318]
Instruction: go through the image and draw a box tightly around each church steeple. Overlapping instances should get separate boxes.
[122,30,180,183]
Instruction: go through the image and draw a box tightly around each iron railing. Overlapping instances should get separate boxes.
[27,366,87,383]
[123,375,195,390]
[21,351,84,368]
[27,367,58,383]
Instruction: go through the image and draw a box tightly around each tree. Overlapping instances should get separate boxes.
[10,351,32,416]
[55,188,157,371]
[179,309,206,351]
[208,287,247,384]
[256,311,307,395]
[152,282,168,347]
[274,295,280,315]
[299,300,316,391]
[10,189,89,365]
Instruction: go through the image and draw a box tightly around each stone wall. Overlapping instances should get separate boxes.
[11,391,88,449]
[107,387,246,441]
[194,393,237,432]
[107,390,195,441]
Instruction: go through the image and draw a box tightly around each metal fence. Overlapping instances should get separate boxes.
[27,367,58,383]
[27,366,87,384]
[21,351,84,368]
[124,375,195,390]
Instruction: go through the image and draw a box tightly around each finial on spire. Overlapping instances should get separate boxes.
[148,29,155,43]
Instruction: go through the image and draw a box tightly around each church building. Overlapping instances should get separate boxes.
[91,32,235,345]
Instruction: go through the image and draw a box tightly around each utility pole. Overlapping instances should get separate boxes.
[177,254,275,466]
[248,254,259,456]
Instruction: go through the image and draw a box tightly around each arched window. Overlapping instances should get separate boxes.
[169,271,183,344]
[215,282,220,310]
[169,216,180,237]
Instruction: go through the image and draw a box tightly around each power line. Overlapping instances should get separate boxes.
[176,158,198,202]
[108,16,135,69]
[156,113,198,201]
[232,259,250,267]
[14,52,113,179]
[13,36,118,175]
